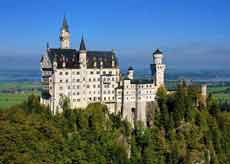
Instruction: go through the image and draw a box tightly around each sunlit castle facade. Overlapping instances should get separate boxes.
[40,17,166,126]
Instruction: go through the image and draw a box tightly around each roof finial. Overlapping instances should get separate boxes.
[80,35,86,51]
[153,48,163,55]
[46,42,50,49]
[61,15,69,32]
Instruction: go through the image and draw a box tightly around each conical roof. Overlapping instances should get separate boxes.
[153,49,163,55]
[80,36,86,51]
[61,15,69,32]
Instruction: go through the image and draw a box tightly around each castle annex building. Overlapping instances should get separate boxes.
[40,17,166,126]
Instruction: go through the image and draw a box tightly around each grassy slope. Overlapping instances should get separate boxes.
[0,82,41,90]
[0,82,230,108]
[208,85,230,101]
[0,82,41,109]
[0,93,29,108]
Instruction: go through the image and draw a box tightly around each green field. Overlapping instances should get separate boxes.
[0,82,41,109]
[0,93,30,108]
[0,82,41,91]
[208,85,230,101]
[0,82,230,109]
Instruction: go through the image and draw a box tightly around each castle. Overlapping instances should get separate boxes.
[40,17,166,126]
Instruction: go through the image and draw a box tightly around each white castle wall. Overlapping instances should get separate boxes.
[40,18,166,126]
[48,67,120,113]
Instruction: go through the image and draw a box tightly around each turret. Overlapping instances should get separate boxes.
[201,84,207,97]
[153,49,166,86]
[100,57,103,68]
[79,36,87,68]
[53,55,58,70]
[59,16,70,49]
[127,66,134,80]
[112,49,116,67]
[62,55,66,68]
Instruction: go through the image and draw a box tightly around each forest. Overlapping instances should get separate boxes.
[0,83,230,164]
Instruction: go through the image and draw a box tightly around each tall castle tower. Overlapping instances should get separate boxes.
[79,36,87,68]
[59,16,70,49]
[153,49,166,86]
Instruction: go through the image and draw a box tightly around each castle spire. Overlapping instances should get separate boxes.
[80,35,86,51]
[60,15,70,49]
[61,15,69,32]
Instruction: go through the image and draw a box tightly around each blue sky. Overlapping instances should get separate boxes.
[0,0,230,71]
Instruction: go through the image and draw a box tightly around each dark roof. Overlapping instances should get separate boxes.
[46,48,118,69]
[131,79,153,84]
[61,16,69,32]
[87,51,117,68]
[128,66,133,70]
[47,48,79,68]
[153,49,163,55]
[80,36,86,51]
